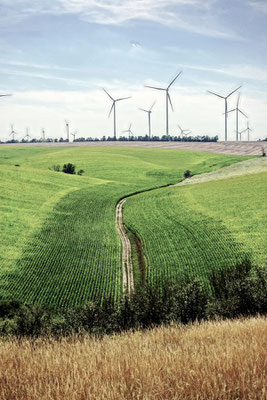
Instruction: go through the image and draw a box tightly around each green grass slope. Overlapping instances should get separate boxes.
[124,170,267,287]
[0,145,249,306]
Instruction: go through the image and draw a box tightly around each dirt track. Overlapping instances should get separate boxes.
[116,199,134,295]
[3,141,267,156]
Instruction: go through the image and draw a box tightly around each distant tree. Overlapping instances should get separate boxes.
[62,163,76,174]
[184,170,191,179]
[77,169,85,176]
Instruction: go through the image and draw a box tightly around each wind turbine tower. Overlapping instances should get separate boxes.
[240,121,252,141]
[139,101,155,138]
[9,124,17,141]
[24,128,31,142]
[123,123,133,139]
[226,94,247,141]
[65,120,70,142]
[71,130,78,142]
[41,128,46,141]
[145,71,182,138]
[103,88,131,140]
[208,86,241,141]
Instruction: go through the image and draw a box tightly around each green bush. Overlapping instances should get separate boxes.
[62,163,76,174]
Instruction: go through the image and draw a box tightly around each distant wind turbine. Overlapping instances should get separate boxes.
[226,94,247,141]
[139,101,156,138]
[9,124,17,141]
[103,88,131,140]
[123,123,133,139]
[41,128,46,141]
[24,128,31,141]
[145,71,182,138]
[207,85,242,141]
[71,130,78,142]
[178,124,191,138]
[240,121,252,141]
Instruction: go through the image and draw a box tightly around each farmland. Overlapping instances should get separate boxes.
[124,164,266,287]
[0,144,262,307]
[0,316,266,400]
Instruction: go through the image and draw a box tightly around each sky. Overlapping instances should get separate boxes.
[0,0,266,141]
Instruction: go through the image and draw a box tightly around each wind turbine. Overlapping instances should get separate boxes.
[0,94,12,98]
[9,124,17,141]
[103,88,131,140]
[123,123,133,139]
[178,124,191,138]
[41,128,46,141]
[71,130,78,142]
[240,121,252,141]
[208,86,242,141]
[226,94,247,141]
[23,128,31,142]
[65,120,70,141]
[145,71,182,138]
[139,101,156,138]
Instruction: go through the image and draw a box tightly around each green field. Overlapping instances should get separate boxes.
[124,171,267,287]
[0,145,260,307]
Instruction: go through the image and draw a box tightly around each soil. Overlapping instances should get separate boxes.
[3,141,267,156]
[115,199,134,295]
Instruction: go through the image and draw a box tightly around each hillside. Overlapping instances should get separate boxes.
[0,146,248,306]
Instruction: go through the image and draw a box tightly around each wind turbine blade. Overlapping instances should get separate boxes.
[168,93,174,111]
[207,90,225,99]
[108,103,114,118]
[149,101,156,111]
[178,124,182,133]
[237,93,241,107]
[145,85,165,91]
[139,108,148,113]
[167,71,182,89]
[103,88,114,101]
[239,109,248,118]
[225,109,235,114]
[226,85,242,98]
[0,94,12,97]
[129,124,132,129]
[116,96,131,102]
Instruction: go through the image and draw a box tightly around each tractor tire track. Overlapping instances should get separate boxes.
[116,199,134,295]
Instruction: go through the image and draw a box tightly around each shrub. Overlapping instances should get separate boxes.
[51,164,61,172]
[184,170,191,179]
[62,163,75,174]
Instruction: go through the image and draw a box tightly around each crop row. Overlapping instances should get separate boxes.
[124,172,267,287]
[1,185,124,307]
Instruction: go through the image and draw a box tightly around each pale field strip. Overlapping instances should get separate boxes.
[5,141,267,156]
[174,157,267,186]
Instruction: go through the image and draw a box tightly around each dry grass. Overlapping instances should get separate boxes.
[0,317,266,400]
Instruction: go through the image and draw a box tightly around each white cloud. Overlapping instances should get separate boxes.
[248,1,267,13]
[0,67,93,87]
[0,61,75,72]
[181,63,267,85]
[0,0,241,40]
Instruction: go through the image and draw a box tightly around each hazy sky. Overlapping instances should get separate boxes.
[0,0,266,141]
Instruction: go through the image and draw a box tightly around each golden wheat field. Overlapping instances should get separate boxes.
[0,316,266,400]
